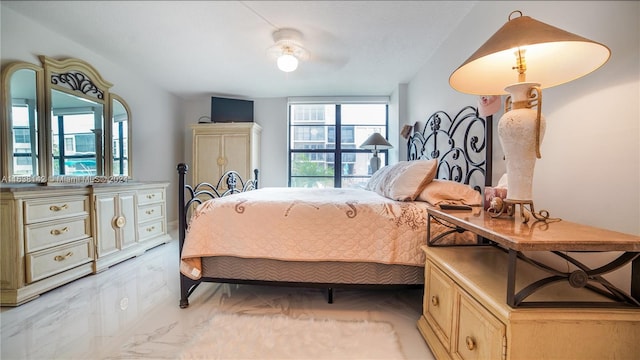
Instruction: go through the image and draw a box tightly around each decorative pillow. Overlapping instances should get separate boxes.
[417,179,482,206]
[370,159,438,201]
[365,164,392,193]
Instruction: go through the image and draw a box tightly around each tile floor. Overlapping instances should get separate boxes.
[0,237,435,359]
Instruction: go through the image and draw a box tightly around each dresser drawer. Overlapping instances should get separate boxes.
[24,196,89,224]
[25,238,93,283]
[24,216,91,252]
[137,203,164,223]
[425,261,455,350]
[138,189,164,206]
[138,219,165,241]
[453,290,506,360]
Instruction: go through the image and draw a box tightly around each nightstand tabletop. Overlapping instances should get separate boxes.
[427,207,640,252]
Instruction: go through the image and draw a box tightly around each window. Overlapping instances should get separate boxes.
[15,149,32,166]
[113,119,128,176]
[64,137,75,153]
[289,102,389,188]
[11,105,39,175]
[293,105,325,121]
[14,128,31,144]
[52,113,98,175]
[74,134,95,153]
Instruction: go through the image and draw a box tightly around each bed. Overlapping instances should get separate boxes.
[177,105,493,308]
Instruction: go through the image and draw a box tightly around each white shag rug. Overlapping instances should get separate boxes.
[179,313,405,359]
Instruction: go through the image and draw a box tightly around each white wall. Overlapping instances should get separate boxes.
[253,98,289,187]
[1,6,183,222]
[407,1,639,236]
[388,84,405,164]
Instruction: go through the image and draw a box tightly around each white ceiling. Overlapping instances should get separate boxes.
[3,1,477,99]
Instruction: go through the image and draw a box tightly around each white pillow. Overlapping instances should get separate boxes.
[365,164,392,193]
[370,159,438,201]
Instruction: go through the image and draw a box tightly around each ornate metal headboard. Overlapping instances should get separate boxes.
[407,106,492,191]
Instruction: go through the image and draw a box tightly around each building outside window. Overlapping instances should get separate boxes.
[11,105,38,175]
[51,113,98,175]
[289,101,388,188]
[112,119,128,176]
[14,128,30,144]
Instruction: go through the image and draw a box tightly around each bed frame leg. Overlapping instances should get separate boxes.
[180,273,201,309]
[180,298,189,309]
[327,288,334,304]
[180,274,191,309]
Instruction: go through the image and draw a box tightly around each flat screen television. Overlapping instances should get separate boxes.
[210,97,254,123]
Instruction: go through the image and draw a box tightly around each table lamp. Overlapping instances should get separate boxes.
[360,132,393,174]
[449,10,610,221]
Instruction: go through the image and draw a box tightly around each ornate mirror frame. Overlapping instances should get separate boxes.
[1,56,133,182]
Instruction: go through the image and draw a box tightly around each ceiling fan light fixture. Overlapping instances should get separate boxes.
[268,28,307,73]
[277,53,298,72]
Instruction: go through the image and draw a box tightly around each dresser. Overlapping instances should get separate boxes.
[191,123,261,185]
[92,182,171,273]
[0,182,171,306]
[418,208,640,360]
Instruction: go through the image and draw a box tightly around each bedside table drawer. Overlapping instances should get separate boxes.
[137,203,164,222]
[25,238,93,283]
[454,290,506,360]
[24,216,91,252]
[24,196,89,224]
[425,261,455,350]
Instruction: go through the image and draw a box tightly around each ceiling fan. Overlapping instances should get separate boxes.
[267,28,309,72]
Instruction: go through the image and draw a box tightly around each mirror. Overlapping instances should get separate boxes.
[13,69,40,177]
[111,95,131,177]
[50,89,104,176]
[1,63,45,180]
[43,56,110,180]
[0,56,132,182]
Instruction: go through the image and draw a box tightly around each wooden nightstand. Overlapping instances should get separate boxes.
[418,208,640,360]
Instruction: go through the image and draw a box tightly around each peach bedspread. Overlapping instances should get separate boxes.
[180,187,458,280]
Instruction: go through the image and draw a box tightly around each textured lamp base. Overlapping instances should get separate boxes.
[370,155,381,173]
[498,82,546,201]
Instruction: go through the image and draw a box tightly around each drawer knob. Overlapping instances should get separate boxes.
[54,251,73,262]
[115,216,126,228]
[146,194,155,199]
[49,204,68,212]
[146,226,155,232]
[431,295,439,307]
[50,227,69,236]
[145,209,155,215]
[465,336,476,351]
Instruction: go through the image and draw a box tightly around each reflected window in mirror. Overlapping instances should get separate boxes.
[112,97,129,176]
[9,69,40,177]
[50,89,103,176]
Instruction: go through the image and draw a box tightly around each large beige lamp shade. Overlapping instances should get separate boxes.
[450,11,610,221]
[450,12,611,95]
